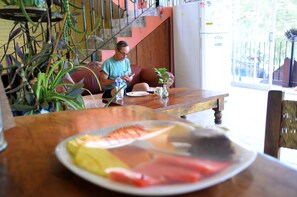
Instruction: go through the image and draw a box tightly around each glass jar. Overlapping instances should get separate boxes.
[162,84,169,98]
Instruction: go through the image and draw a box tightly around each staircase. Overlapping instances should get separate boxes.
[79,3,176,66]
[0,0,175,71]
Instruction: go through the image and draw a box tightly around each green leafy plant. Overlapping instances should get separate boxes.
[154,67,172,98]
[154,67,173,87]
[103,85,125,107]
[28,59,100,114]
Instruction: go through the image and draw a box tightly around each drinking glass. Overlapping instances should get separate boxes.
[0,106,8,152]
[154,87,163,98]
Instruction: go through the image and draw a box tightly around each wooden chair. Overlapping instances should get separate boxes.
[264,90,297,158]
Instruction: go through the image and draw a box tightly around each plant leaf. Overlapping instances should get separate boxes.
[6,81,26,94]
[30,43,52,64]
[5,55,12,67]
[15,43,24,60]
[45,93,83,110]
[9,55,21,68]
[67,83,84,96]
[64,72,76,84]
[8,27,22,43]
[25,92,35,105]
[56,40,68,50]
[41,101,49,110]
[11,104,36,111]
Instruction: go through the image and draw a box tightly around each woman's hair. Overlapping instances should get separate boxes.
[116,41,129,51]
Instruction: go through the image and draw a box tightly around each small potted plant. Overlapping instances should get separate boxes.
[154,67,173,98]
[285,28,297,42]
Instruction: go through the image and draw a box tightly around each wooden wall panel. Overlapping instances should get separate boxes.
[128,47,137,64]
[129,18,171,72]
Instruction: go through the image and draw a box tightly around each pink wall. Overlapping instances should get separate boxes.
[112,0,144,11]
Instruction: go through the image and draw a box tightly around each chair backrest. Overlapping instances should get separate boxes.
[264,90,297,158]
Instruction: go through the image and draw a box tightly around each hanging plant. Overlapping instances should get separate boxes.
[0,0,46,7]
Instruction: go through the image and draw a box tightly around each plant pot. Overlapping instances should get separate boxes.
[2,0,46,7]
[0,0,63,22]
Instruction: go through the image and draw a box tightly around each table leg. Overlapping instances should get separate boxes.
[213,98,225,124]
[213,109,222,124]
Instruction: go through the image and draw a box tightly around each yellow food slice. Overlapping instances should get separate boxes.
[74,146,129,177]
[67,135,102,156]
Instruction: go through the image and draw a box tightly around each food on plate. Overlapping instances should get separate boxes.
[147,130,175,152]
[107,168,159,187]
[74,146,129,177]
[168,126,235,160]
[134,158,202,183]
[66,125,147,151]
[66,122,234,188]
[167,123,195,142]
[154,154,230,175]
[108,125,146,139]
[189,128,235,160]
[67,135,103,156]
[66,124,175,153]
[110,146,152,168]
[107,154,231,187]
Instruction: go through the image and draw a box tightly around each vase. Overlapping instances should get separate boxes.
[162,84,169,98]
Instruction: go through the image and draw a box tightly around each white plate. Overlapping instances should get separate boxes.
[148,87,157,93]
[55,120,257,196]
[126,91,149,97]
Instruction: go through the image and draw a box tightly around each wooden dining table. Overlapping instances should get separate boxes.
[1,105,297,197]
[102,87,229,124]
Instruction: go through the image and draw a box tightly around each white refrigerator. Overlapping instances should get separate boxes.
[173,0,232,91]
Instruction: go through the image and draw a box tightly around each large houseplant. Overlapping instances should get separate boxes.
[0,0,101,115]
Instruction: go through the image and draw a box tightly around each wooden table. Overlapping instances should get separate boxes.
[1,106,297,197]
[104,87,229,124]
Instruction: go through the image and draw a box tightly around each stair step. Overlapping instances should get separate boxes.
[77,49,103,63]
[126,7,159,17]
[100,26,132,40]
[114,16,146,28]
[92,38,117,50]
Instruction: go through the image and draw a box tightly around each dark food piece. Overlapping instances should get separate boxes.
[189,128,235,160]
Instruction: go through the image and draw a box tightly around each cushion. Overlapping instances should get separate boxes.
[127,64,142,88]
[140,67,162,87]
[70,65,102,95]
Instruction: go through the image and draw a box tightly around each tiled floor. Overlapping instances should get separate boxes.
[185,86,297,170]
